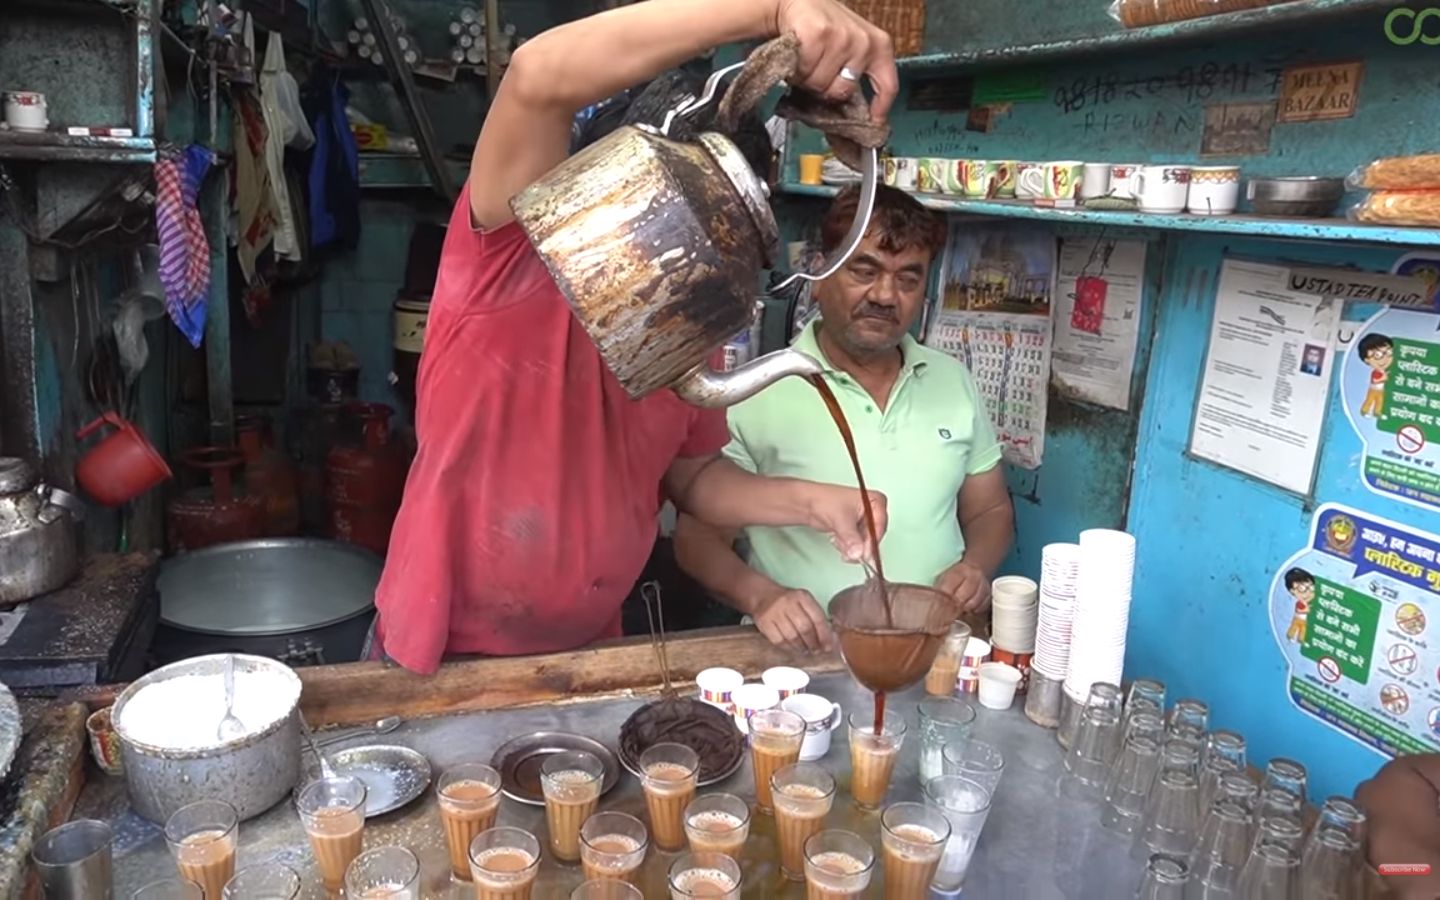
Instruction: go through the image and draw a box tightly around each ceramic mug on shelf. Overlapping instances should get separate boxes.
[1080,162,1112,200]
[917,157,947,193]
[994,160,1017,198]
[962,160,997,199]
[1015,162,1043,201]
[1134,165,1193,214]
[888,157,918,191]
[1187,165,1242,216]
[1020,161,1083,208]
[1109,163,1142,200]
[3,91,48,132]
[780,693,843,762]
[798,154,825,186]
[942,159,966,196]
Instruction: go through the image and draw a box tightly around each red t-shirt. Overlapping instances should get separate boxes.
[373,187,728,674]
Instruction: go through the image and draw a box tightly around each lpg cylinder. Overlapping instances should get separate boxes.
[167,447,267,553]
[236,414,301,536]
[325,403,407,556]
[392,292,428,424]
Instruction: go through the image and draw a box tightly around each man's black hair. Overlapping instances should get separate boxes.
[575,65,773,178]
[1359,333,1393,361]
[1284,568,1314,590]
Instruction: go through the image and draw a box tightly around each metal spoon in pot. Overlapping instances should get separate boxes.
[216,654,247,742]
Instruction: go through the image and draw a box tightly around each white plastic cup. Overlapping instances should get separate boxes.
[731,683,780,734]
[991,576,1039,606]
[761,666,810,699]
[977,663,1022,710]
[696,667,744,713]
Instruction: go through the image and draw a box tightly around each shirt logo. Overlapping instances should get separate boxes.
[938,428,952,440]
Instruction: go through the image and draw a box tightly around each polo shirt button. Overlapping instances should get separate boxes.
[865,405,874,413]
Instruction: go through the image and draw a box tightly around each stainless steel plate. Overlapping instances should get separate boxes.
[306,744,432,818]
[159,539,380,636]
[491,732,621,806]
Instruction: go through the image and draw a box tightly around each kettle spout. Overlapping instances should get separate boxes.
[672,349,823,408]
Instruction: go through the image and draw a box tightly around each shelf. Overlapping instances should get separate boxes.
[897,0,1393,71]
[357,152,468,190]
[779,183,1440,249]
[0,131,155,164]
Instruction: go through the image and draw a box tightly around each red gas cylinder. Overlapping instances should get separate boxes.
[325,403,407,556]
[167,447,267,553]
[237,414,301,536]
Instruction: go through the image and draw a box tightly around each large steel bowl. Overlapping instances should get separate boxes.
[111,654,302,823]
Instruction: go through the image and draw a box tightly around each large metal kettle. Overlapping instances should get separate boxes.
[511,41,880,408]
[0,457,80,603]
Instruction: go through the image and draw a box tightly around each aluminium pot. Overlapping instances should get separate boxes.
[110,653,302,824]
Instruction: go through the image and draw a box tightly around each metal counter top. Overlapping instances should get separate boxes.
[77,671,1143,898]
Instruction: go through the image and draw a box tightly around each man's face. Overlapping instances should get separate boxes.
[813,232,932,357]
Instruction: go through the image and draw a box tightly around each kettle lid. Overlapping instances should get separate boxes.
[698,132,781,268]
[0,458,36,494]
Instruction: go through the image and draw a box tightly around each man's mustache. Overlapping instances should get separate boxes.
[853,303,898,322]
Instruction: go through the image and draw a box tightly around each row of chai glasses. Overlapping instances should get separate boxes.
[1059,678,1368,899]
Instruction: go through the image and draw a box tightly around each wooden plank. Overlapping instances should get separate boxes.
[65,626,850,726]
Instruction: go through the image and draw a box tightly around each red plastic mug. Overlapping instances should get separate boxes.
[74,412,172,506]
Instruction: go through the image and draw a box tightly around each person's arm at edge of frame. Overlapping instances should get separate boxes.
[674,512,834,653]
[1356,753,1440,899]
[934,466,1014,614]
[467,0,900,230]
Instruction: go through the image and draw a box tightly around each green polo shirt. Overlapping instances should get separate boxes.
[725,321,1003,610]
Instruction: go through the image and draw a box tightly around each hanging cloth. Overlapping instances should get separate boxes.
[232,86,276,285]
[153,144,214,348]
[257,22,301,262]
[305,68,361,252]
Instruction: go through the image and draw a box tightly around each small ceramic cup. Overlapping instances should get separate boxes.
[780,693,843,761]
[1187,165,1241,216]
[761,667,809,699]
[696,667,744,714]
[731,683,781,734]
[86,708,123,776]
[1134,165,1193,214]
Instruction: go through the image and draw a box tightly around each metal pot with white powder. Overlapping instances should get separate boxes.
[111,654,302,823]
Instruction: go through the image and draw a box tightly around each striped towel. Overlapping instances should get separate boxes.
[154,144,214,348]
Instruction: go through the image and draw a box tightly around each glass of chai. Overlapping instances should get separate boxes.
[579,811,648,883]
[848,709,907,811]
[295,774,368,896]
[683,793,751,861]
[772,762,837,881]
[469,827,541,900]
[437,763,503,880]
[748,709,805,814]
[804,829,875,899]
[132,878,203,900]
[221,863,302,899]
[344,846,420,899]
[164,799,239,900]
[571,880,643,900]
[668,850,742,899]
[541,750,605,863]
[880,802,952,900]
[640,742,700,852]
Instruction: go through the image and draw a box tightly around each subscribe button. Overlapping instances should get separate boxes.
[1379,864,1434,876]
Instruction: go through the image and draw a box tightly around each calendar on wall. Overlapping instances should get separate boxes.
[924,223,1056,469]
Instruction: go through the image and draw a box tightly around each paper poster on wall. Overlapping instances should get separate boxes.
[1270,503,1440,758]
[1189,259,1341,495]
[1342,307,1440,513]
[924,223,1055,468]
[1392,253,1440,310]
[1052,237,1146,411]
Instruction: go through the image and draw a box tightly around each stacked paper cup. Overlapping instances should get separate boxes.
[990,576,1038,695]
[1062,529,1137,706]
[1032,543,1082,680]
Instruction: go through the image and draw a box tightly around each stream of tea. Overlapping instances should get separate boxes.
[807,374,893,732]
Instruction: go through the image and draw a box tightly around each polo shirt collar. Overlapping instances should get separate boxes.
[794,319,928,378]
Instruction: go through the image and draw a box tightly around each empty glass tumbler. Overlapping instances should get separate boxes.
[1137,853,1190,900]
[1102,732,1161,834]
[1187,797,1253,899]
[1134,743,1202,860]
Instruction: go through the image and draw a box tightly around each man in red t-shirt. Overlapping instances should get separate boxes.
[372,0,901,674]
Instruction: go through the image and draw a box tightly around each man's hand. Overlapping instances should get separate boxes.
[774,0,900,118]
[936,560,990,613]
[803,484,887,563]
[753,586,833,653]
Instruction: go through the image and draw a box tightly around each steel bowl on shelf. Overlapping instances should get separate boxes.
[1246,176,1345,218]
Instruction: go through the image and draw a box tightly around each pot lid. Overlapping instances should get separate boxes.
[0,458,37,494]
[159,539,380,636]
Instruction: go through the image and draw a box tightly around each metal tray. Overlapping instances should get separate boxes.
[306,744,432,818]
[491,732,621,806]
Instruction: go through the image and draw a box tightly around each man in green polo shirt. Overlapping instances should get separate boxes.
[675,185,1015,653]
